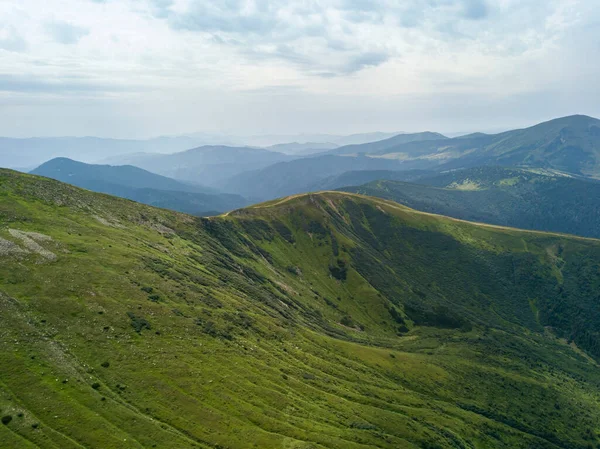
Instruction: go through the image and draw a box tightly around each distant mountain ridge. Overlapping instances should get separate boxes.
[0,131,404,170]
[31,158,247,215]
[356,115,600,177]
[219,132,448,200]
[322,131,448,156]
[0,135,204,169]
[113,145,295,186]
[266,141,339,155]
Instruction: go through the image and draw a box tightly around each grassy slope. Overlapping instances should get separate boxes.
[340,166,600,239]
[364,115,600,178]
[1,170,600,448]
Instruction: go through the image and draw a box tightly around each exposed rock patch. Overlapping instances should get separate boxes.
[8,229,57,261]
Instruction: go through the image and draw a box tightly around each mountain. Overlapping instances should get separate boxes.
[32,157,214,193]
[219,154,414,200]
[217,133,447,200]
[234,131,402,147]
[0,132,407,170]
[310,169,436,191]
[1,169,600,448]
[332,131,404,146]
[359,115,600,177]
[323,131,448,156]
[118,145,295,185]
[31,158,247,215]
[0,135,208,169]
[341,165,600,238]
[266,141,339,155]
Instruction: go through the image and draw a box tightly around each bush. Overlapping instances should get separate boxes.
[1,415,12,425]
[340,315,355,327]
[286,266,301,276]
[101,361,110,368]
[127,312,152,333]
[273,220,295,243]
[329,259,348,281]
[91,382,101,390]
[306,220,328,238]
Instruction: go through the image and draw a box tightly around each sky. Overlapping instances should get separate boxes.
[0,0,599,138]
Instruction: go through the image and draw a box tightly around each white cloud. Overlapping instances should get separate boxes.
[45,21,89,45]
[0,0,597,137]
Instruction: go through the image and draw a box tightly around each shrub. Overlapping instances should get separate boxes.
[329,259,348,281]
[1,415,12,425]
[126,312,152,333]
[273,220,295,243]
[388,307,406,325]
[286,265,301,276]
[307,220,328,237]
[101,361,110,368]
[200,295,223,308]
[340,315,354,327]
[141,286,154,293]
[91,382,101,390]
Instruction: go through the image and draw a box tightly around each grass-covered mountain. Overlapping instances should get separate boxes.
[31,158,247,215]
[116,145,294,186]
[311,169,436,191]
[2,169,600,448]
[323,132,448,156]
[360,115,600,177]
[341,166,600,239]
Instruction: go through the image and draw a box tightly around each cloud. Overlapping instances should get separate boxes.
[162,1,394,75]
[462,0,489,20]
[0,0,598,138]
[45,21,90,45]
[149,0,174,18]
[169,2,278,34]
[343,52,390,74]
[149,0,499,76]
[0,25,27,52]
[0,74,143,95]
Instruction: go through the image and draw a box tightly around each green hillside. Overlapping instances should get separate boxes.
[341,166,600,239]
[1,169,600,448]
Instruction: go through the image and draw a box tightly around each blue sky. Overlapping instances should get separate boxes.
[0,0,598,138]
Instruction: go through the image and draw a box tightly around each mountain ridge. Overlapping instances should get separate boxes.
[31,157,248,215]
[340,165,600,239]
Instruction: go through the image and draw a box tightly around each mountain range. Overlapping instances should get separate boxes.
[357,115,600,177]
[210,115,600,201]
[105,145,295,185]
[1,169,600,448]
[0,131,404,171]
[31,158,248,215]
